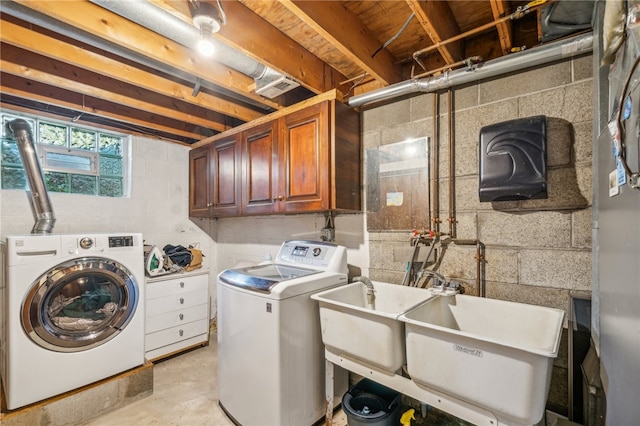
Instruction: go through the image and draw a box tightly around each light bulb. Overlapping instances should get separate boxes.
[197,37,215,56]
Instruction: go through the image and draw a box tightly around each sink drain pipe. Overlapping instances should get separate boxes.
[348,32,593,108]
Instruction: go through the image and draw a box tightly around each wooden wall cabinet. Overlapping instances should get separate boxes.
[188,145,210,217]
[242,120,278,215]
[189,134,241,217]
[189,92,361,217]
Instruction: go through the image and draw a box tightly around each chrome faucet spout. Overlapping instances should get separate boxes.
[418,269,448,291]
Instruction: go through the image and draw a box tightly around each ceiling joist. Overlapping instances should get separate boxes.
[279,0,402,86]
[10,0,281,111]
[0,0,558,144]
[1,73,208,141]
[213,0,349,95]
[0,16,263,124]
[490,0,513,55]
[406,0,463,65]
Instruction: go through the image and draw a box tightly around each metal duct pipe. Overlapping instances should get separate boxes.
[349,32,594,108]
[2,0,271,110]
[6,119,56,234]
[89,0,267,79]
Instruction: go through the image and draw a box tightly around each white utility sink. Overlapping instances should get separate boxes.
[311,281,438,372]
[399,294,564,425]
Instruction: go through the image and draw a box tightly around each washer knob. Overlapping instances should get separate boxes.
[79,237,94,249]
[312,247,321,257]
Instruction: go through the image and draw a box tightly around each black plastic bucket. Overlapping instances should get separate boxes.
[342,379,401,426]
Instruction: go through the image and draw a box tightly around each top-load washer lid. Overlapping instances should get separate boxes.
[218,263,320,293]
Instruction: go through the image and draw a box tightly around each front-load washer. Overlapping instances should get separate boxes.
[217,240,348,426]
[0,233,145,410]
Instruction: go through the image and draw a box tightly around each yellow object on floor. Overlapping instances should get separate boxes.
[401,408,416,426]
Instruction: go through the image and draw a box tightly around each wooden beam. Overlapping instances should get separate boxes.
[278,0,401,86]
[0,52,228,134]
[0,101,193,146]
[0,17,262,122]
[1,73,208,141]
[405,0,463,64]
[212,0,348,95]
[10,0,281,110]
[490,0,513,55]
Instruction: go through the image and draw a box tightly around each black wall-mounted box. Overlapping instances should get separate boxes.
[479,115,548,202]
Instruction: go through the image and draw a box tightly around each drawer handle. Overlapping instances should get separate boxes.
[179,329,184,337]
[179,313,184,320]
[179,297,185,304]
[179,281,185,288]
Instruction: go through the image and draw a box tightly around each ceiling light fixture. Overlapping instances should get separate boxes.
[191,0,227,57]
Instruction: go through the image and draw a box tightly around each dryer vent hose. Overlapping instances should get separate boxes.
[6,119,56,234]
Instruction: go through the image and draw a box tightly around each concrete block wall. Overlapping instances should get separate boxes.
[362,53,593,415]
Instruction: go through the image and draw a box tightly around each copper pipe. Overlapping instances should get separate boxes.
[451,239,486,297]
[430,92,440,234]
[412,1,545,70]
[339,72,370,85]
[412,56,482,80]
[447,89,457,238]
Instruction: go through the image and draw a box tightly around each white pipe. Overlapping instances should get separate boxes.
[349,32,594,108]
[89,0,266,79]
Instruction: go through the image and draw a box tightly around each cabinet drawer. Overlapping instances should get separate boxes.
[146,274,208,299]
[146,304,208,334]
[145,318,209,351]
[146,288,208,316]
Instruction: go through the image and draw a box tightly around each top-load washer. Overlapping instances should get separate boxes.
[0,233,145,410]
[217,240,348,426]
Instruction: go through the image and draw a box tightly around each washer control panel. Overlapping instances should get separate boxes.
[63,234,140,255]
[276,240,346,272]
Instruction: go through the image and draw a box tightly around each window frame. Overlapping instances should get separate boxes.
[1,109,131,197]
[40,144,100,176]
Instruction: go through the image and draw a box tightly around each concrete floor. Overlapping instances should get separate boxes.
[81,333,561,426]
[83,333,348,426]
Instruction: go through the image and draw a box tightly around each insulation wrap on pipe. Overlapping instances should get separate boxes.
[349,32,594,108]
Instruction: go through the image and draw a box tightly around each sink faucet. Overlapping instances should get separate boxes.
[417,269,448,291]
[354,276,375,306]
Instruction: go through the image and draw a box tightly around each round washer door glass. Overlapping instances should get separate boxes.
[22,256,139,352]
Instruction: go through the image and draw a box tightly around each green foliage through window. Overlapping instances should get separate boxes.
[0,110,128,197]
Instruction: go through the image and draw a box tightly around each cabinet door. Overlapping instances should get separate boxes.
[211,135,241,216]
[242,121,278,215]
[279,101,329,212]
[188,145,211,217]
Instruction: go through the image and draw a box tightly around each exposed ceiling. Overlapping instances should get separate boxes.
[0,0,593,145]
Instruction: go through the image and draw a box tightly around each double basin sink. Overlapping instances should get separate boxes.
[311,281,565,425]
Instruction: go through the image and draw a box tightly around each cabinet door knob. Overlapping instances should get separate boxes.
[179,297,185,304]
[179,329,184,337]
[179,313,184,320]
[207,202,213,207]
[179,281,185,288]
[278,195,284,201]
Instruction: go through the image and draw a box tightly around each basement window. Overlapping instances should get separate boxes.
[0,110,130,197]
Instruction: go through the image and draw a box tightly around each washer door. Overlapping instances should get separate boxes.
[22,256,139,352]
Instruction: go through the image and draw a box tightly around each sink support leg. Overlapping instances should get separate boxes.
[324,359,334,426]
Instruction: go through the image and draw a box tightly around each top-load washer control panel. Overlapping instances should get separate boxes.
[276,240,347,273]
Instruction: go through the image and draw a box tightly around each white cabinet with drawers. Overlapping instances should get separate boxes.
[145,271,210,361]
